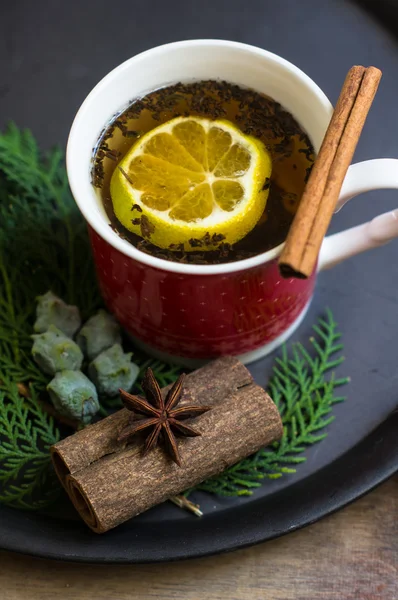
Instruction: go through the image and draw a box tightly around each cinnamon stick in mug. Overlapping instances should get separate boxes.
[279,65,382,279]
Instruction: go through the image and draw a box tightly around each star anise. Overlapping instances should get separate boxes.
[117,368,211,466]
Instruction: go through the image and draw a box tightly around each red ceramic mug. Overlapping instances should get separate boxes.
[67,40,398,365]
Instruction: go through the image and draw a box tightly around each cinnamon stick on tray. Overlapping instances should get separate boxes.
[51,357,283,533]
[279,65,382,279]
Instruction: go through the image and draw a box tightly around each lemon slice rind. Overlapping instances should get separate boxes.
[110,116,272,250]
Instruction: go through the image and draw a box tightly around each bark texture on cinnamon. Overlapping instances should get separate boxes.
[279,65,382,279]
[51,357,283,533]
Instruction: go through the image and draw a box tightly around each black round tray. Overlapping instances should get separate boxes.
[0,0,397,563]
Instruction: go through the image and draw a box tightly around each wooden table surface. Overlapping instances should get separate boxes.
[0,476,396,600]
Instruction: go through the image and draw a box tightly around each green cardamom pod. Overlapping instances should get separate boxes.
[32,325,83,375]
[34,290,81,338]
[47,370,99,424]
[88,343,139,397]
[76,309,121,360]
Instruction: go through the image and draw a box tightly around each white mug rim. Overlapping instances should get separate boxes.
[66,39,332,276]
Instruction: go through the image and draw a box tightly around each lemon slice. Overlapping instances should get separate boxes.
[110,116,272,250]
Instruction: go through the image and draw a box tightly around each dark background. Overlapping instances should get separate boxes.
[0,0,397,152]
[1,0,398,561]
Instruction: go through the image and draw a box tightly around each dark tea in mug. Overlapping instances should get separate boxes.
[92,80,314,264]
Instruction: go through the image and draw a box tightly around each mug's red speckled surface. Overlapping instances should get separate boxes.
[89,228,315,359]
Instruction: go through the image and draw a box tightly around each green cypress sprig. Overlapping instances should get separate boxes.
[192,309,348,497]
[0,123,349,511]
[0,123,101,508]
[0,382,60,509]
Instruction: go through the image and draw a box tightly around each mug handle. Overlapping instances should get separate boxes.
[318,159,398,271]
